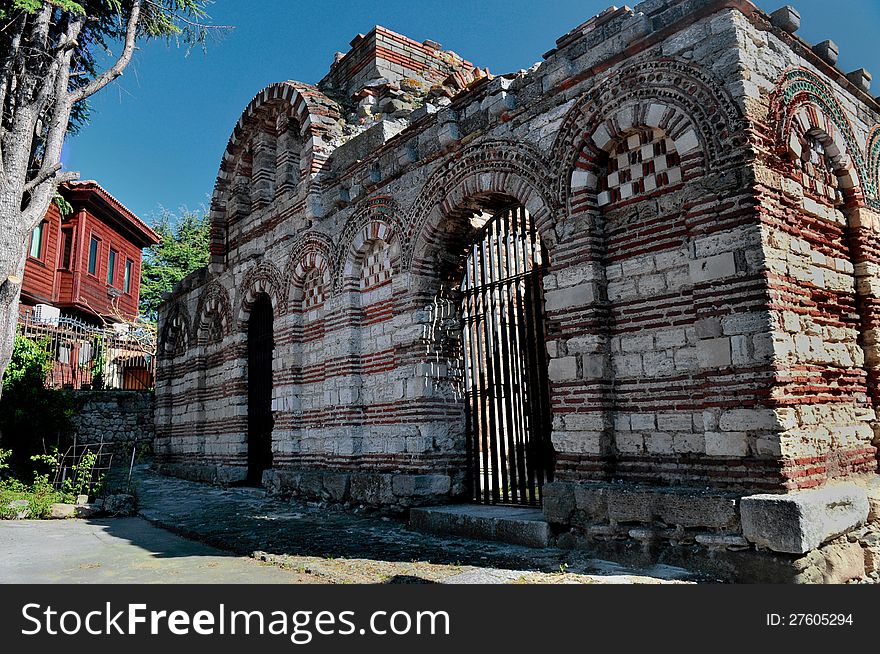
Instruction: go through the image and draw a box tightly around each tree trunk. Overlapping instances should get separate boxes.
[0,188,29,400]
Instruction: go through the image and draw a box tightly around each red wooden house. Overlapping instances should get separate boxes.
[20,180,160,324]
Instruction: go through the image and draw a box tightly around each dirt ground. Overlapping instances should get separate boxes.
[124,464,700,584]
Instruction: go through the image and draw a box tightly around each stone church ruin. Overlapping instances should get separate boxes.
[156,0,880,581]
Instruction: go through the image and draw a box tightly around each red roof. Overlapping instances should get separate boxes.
[63,180,160,247]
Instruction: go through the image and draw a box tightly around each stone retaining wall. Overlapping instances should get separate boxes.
[64,391,155,448]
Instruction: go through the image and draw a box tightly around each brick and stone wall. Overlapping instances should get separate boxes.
[65,390,154,447]
[156,0,880,576]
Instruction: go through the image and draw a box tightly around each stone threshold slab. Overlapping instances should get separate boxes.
[410,504,551,549]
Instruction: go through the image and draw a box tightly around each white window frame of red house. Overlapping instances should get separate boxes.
[87,233,101,277]
[124,258,134,294]
[29,221,47,261]
[107,247,118,287]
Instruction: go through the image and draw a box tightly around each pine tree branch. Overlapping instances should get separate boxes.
[69,0,142,105]
[142,0,232,32]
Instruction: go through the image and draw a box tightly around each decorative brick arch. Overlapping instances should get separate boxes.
[159,302,192,357]
[209,81,343,267]
[236,260,286,324]
[405,139,559,275]
[193,281,233,347]
[770,68,874,205]
[334,196,402,292]
[283,231,335,308]
[868,125,880,197]
[552,59,745,210]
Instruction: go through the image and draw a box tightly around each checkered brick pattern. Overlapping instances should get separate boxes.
[597,129,682,207]
[799,135,842,205]
[302,267,327,309]
[360,240,392,290]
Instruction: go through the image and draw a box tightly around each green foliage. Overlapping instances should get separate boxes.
[0,448,104,518]
[2,334,51,393]
[0,336,74,477]
[34,448,101,498]
[1,0,219,136]
[52,193,74,218]
[0,448,64,518]
[140,208,210,322]
[62,449,101,498]
[0,1,213,41]
[89,336,105,389]
[0,474,67,519]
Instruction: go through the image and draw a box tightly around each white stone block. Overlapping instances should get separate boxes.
[741,485,870,554]
[705,431,749,457]
[697,337,731,368]
[718,408,778,432]
[548,356,578,381]
[689,253,736,284]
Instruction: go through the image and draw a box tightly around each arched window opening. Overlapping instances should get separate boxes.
[275,110,302,196]
[797,132,843,206]
[228,152,252,219]
[161,310,189,357]
[251,129,277,208]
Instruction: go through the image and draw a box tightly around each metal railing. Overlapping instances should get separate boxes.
[17,309,156,391]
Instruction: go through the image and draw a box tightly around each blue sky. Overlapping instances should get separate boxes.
[62,0,880,223]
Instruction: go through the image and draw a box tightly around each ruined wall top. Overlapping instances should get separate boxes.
[318,26,486,117]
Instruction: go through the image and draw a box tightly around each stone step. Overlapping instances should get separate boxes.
[409,504,551,549]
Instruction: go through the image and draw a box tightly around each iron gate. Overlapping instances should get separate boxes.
[461,205,554,505]
[247,293,274,484]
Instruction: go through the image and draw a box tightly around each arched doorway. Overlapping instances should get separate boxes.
[247,293,274,484]
[460,205,554,505]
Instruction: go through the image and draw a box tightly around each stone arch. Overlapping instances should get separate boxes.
[771,68,880,472]
[283,231,335,310]
[867,125,880,198]
[209,81,343,267]
[551,59,745,210]
[771,67,874,204]
[334,196,402,293]
[236,260,286,324]
[193,281,233,347]
[406,139,559,276]
[159,302,192,357]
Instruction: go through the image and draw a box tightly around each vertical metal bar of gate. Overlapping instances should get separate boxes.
[507,208,530,501]
[462,279,476,503]
[485,217,510,503]
[471,239,492,503]
[476,232,500,503]
[496,210,519,503]
[520,204,544,504]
